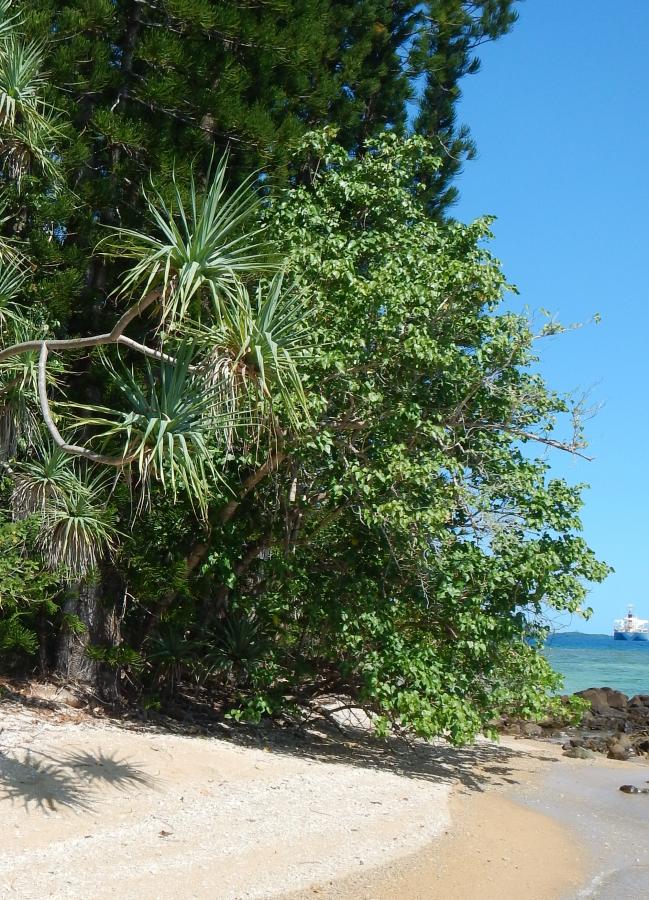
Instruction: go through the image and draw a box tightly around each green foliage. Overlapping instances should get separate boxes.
[35,472,120,576]
[212,132,608,741]
[0,513,60,606]
[0,512,60,660]
[205,612,271,680]
[0,0,606,744]
[145,622,200,692]
[0,2,60,186]
[86,643,144,673]
[11,442,75,516]
[102,156,273,319]
[72,347,223,518]
[60,611,86,635]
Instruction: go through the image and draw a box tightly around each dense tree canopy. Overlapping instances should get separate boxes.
[0,0,608,741]
[10,0,518,333]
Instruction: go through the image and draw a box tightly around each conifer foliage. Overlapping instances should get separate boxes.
[0,0,607,741]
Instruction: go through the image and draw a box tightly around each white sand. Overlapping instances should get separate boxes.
[0,702,451,899]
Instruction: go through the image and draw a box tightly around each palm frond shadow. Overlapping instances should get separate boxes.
[0,750,93,812]
[61,749,155,791]
[0,748,155,812]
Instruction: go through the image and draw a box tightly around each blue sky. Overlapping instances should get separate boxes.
[451,1,649,633]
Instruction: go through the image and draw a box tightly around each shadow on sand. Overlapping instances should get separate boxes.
[221,718,557,793]
[1,686,559,809]
[0,747,155,813]
[115,696,558,794]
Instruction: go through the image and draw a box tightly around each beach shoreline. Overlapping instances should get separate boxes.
[297,736,649,900]
[287,736,590,900]
[1,692,647,899]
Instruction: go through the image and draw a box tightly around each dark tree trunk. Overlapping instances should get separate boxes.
[36,605,50,678]
[54,566,124,699]
[56,581,102,685]
[95,567,124,703]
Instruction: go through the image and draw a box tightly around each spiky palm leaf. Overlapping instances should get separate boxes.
[64,346,232,517]
[0,259,26,329]
[194,272,312,430]
[11,440,75,518]
[37,472,120,576]
[0,35,48,128]
[0,1,19,44]
[0,317,66,457]
[205,613,270,676]
[0,194,23,264]
[0,4,61,184]
[102,155,276,325]
[146,623,201,693]
[0,109,61,183]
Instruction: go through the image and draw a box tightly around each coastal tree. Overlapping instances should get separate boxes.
[159,132,606,740]
[1,126,606,738]
[0,0,609,740]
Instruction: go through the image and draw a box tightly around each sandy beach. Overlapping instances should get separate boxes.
[0,691,647,899]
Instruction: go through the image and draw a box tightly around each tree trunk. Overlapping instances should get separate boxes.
[55,581,102,685]
[54,568,123,698]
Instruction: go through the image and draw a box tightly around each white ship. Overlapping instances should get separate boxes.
[613,606,649,641]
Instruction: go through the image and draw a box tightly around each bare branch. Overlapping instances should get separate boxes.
[0,289,161,364]
[116,335,181,366]
[37,343,129,466]
[4,288,169,466]
[477,422,593,461]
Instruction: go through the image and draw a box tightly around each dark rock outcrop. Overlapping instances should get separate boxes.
[573,688,649,736]
[499,686,649,760]
[576,687,629,714]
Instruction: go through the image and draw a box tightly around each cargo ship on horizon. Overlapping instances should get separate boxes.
[613,606,649,641]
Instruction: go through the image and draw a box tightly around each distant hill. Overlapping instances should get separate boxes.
[547,631,608,642]
[545,632,649,650]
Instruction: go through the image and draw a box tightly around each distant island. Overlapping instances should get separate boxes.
[546,632,609,642]
[545,632,649,648]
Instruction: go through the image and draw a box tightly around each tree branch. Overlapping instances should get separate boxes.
[4,288,181,465]
[477,423,593,461]
[38,343,129,466]
[218,448,286,525]
[0,288,161,364]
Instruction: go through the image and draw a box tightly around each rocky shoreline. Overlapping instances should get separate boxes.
[499,686,649,763]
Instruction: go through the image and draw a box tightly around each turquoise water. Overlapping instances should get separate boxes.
[532,632,649,899]
[544,632,649,696]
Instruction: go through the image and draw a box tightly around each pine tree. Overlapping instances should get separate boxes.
[412,1,519,209]
[0,0,517,385]
[1,0,520,689]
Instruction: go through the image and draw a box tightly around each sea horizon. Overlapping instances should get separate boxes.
[544,631,649,697]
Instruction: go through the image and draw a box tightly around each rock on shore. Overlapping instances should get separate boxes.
[499,687,649,761]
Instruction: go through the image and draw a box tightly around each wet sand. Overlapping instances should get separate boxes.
[292,738,649,900]
[1,690,647,900]
[288,737,588,900]
[296,791,586,900]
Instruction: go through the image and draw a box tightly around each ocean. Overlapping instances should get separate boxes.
[544,632,649,696]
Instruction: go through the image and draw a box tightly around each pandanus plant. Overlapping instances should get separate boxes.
[0,0,61,185]
[0,4,311,579]
[0,150,312,577]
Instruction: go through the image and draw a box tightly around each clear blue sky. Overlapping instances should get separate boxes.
[451,1,649,633]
